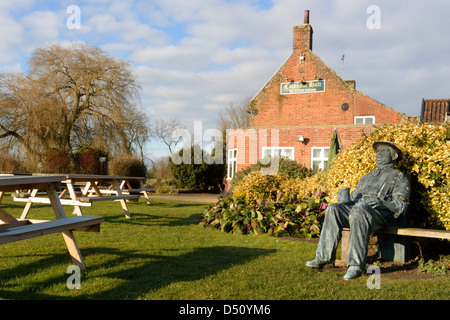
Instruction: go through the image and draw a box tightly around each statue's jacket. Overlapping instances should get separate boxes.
[350,164,411,219]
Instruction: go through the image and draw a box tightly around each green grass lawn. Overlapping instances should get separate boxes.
[0,195,448,300]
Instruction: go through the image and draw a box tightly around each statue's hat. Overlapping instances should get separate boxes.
[372,141,403,162]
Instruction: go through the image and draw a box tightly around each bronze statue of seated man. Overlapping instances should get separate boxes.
[306,141,410,280]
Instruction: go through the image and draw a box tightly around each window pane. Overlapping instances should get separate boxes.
[355,118,364,124]
[324,149,329,158]
[313,149,321,158]
[312,161,321,171]
[273,149,281,157]
[365,117,374,124]
[233,150,237,158]
[283,149,293,159]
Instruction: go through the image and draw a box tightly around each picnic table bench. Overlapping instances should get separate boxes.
[0,175,104,270]
[14,174,151,219]
[84,176,153,203]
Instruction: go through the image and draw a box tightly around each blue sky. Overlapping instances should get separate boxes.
[1,0,450,161]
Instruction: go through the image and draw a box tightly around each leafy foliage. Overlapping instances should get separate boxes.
[200,191,328,238]
[169,146,225,191]
[232,170,287,203]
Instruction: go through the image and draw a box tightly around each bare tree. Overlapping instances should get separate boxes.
[0,43,143,169]
[121,105,151,163]
[149,118,186,155]
[217,96,252,134]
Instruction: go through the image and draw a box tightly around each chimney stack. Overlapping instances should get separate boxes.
[293,10,313,51]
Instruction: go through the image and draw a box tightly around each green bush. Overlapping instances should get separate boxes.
[155,185,179,194]
[169,146,225,191]
[200,191,328,238]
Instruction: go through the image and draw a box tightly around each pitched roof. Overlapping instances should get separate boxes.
[420,99,450,122]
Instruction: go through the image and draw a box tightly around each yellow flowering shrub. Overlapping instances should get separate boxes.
[280,170,330,199]
[232,170,287,203]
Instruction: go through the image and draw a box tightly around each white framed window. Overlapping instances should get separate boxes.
[261,147,294,160]
[354,116,375,124]
[227,148,238,180]
[311,147,329,171]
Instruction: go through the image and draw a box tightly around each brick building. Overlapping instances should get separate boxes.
[226,11,406,180]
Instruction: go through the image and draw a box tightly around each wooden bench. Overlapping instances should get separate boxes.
[0,175,105,270]
[338,226,450,265]
[0,216,104,269]
[0,216,104,244]
[14,174,149,219]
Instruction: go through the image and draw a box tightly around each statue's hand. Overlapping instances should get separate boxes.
[366,198,386,210]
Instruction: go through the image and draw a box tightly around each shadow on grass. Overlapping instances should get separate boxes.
[140,199,209,208]
[0,246,275,300]
[104,212,204,227]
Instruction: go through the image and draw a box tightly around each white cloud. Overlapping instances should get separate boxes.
[0,63,23,73]
[86,13,169,44]
[131,44,213,70]
[0,0,33,10]
[0,12,24,63]
[21,11,60,38]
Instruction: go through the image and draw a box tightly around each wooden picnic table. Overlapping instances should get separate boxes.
[14,174,152,219]
[0,175,104,270]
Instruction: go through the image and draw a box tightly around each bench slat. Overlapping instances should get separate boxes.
[0,216,104,244]
[77,195,140,202]
[379,226,450,240]
[0,220,31,230]
[13,196,92,207]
